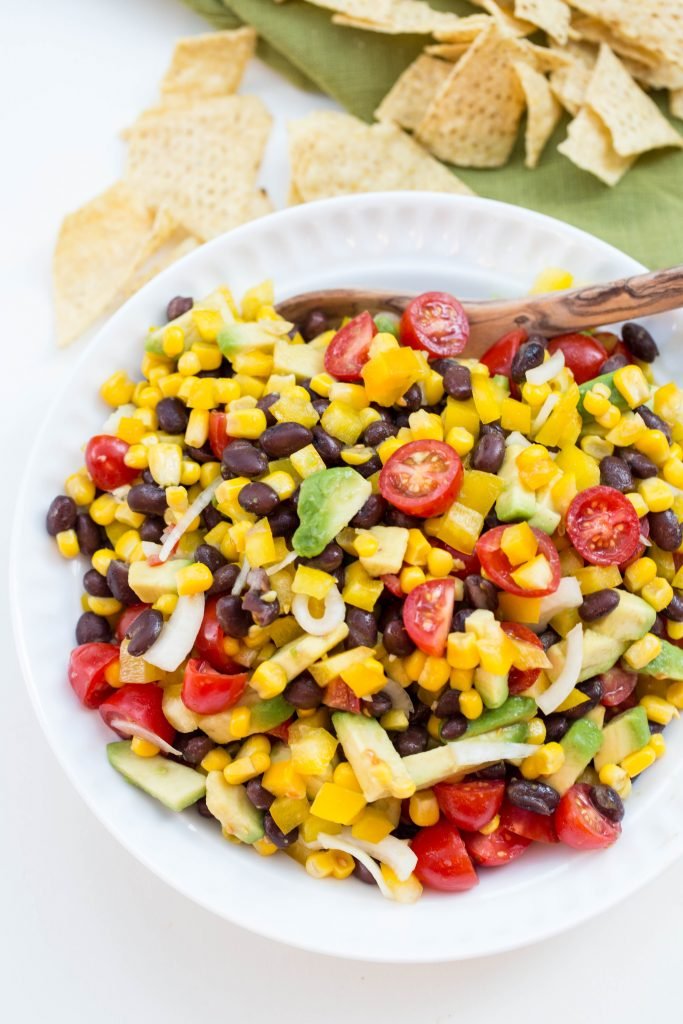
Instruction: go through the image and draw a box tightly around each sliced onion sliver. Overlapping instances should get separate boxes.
[266,550,298,576]
[231,556,251,596]
[314,834,393,899]
[158,478,222,563]
[102,403,136,435]
[292,585,345,636]
[505,431,532,449]
[537,576,583,627]
[141,541,162,558]
[339,830,417,881]
[532,392,559,433]
[143,593,205,672]
[382,677,414,716]
[535,623,584,715]
[448,740,538,770]
[526,349,565,385]
[108,718,181,757]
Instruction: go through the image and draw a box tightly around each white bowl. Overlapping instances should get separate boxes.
[12,193,683,962]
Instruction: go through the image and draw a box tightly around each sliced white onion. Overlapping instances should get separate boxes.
[505,431,532,448]
[314,833,393,899]
[537,576,583,627]
[231,555,251,596]
[110,484,132,504]
[383,677,414,715]
[532,392,559,433]
[266,549,298,576]
[339,830,417,881]
[292,584,345,636]
[158,478,222,563]
[640,533,652,547]
[102,403,136,435]
[141,541,162,558]
[526,349,565,385]
[108,718,182,757]
[535,622,583,715]
[448,740,538,769]
[143,594,205,672]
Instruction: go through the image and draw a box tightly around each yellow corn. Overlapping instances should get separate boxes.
[635,429,670,466]
[253,838,278,857]
[427,547,454,577]
[153,593,178,616]
[527,718,546,745]
[56,529,79,559]
[641,577,674,612]
[131,736,160,757]
[580,435,613,461]
[91,548,115,576]
[575,565,621,595]
[89,494,118,526]
[534,742,565,775]
[668,621,683,641]
[100,370,135,407]
[621,745,657,778]
[613,365,650,408]
[290,444,326,478]
[666,681,683,709]
[354,532,379,558]
[638,477,674,513]
[261,471,297,500]
[446,633,480,670]
[123,444,148,470]
[64,471,95,506]
[662,457,683,489]
[640,695,679,726]
[310,782,366,826]
[623,633,662,670]
[223,756,263,785]
[251,661,288,699]
[595,404,621,430]
[598,763,632,799]
[418,656,451,693]
[399,566,426,594]
[649,734,666,759]
[446,426,475,456]
[333,762,362,792]
[516,445,556,490]
[624,557,657,593]
[133,407,157,431]
[583,389,611,418]
[320,401,364,445]
[87,595,122,616]
[201,748,231,773]
[522,381,551,408]
[409,790,440,827]
[459,689,483,720]
[176,563,213,596]
[309,372,334,397]
[224,408,267,440]
[177,350,202,376]
[117,416,146,445]
[404,649,427,682]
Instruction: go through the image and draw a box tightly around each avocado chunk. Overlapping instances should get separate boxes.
[641,639,683,680]
[268,623,349,681]
[464,696,536,737]
[107,740,206,811]
[474,668,509,709]
[332,712,415,801]
[528,484,561,535]
[594,706,651,771]
[293,468,372,557]
[373,312,400,338]
[590,591,656,643]
[495,444,540,524]
[578,629,626,681]
[578,371,629,419]
[404,724,530,788]
[217,320,292,361]
[273,339,325,380]
[199,693,294,743]
[545,719,604,795]
[205,772,264,843]
[128,559,191,603]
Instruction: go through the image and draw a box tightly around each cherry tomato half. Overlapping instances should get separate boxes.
[599,666,638,707]
[500,800,558,844]
[502,621,544,694]
[434,541,480,580]
[476,526,561,598]
[411,821,479,892]
[85,435,138,491]
[399,291,470,359]
[463,826,531,867]
[324,311,377,382]
[323,678,361,714]
[99,683,175,745]
[381,573,405,598]
[566,486,641,567]
[195,597,243,674]
[434,780,505,832]
[555,783,621,850]
[480,329,528,378]
[68,642,118,708]
[208,411,232,459]
[115,604,149,643]
[379,440,463,518]
[619,514,649,570]
[547,333,608,385]
[402,578,456,657]
[181,659,248,715]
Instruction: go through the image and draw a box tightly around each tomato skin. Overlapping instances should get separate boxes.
[463,826,531,867]
[480,329,527,378]
[434,780,505,831]
[181,659,248,715]
[502,621,544,694]
[411,821,479,892]
[619,515,649,570]
[323,678,361,713]
[403,578,456,657]
[85,435,138,491]
[548,333,608,385]
[195,597,242,674]
[116,604,149,643]
[566,486,641,567]
[434,541,480,579]
[379,440,463,518]
[400,292,470,358]
[324,311,377,382]
[68,642,118,708]
[208,411,232,459]
[99,683,175,744]
[267,719,293,743]
[599,666,638,707]
[476,526,561,598]
[381,573,405,598]
[555,784,621,850]
[500,800,558,843]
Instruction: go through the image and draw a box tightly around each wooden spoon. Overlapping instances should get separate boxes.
[275,264,683,356]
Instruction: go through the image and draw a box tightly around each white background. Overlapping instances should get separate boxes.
[2,2,681,1021]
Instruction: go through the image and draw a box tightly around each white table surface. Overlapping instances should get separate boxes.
[3,2,681,1020]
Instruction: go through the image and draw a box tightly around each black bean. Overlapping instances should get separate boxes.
[76,612,112,645]
[599,455,632,493]
[283,671,323,710]
[126,608,163,656]
[127,483,168,515]
[305,542,343,572]
[511,338,546,383]
[83,568,112,598]
[507,778,559,816]
[393,821,421,840]
[311,426,343,466]
[207,563,240,597]
[408,699,430,727]
[46,495,77,536]
[185,442,215,464]
[331,565,346,591]
[246,777,275,810]
[538,628,560,651]
[636,405,672,442]
[452,608,474,633]
[579,677,603,703]
[300,309,328,342]
[579,588,620,622]
[264,812,298,847]
[221,439,269,479]
[242,590,280,627]
[196,797,214,819]
[385,507,420,529]
[352,859,376,885]
[617,448,658,479]
[394,412,411,429]
[106,560,138,605]
[139,515,166,543]
[400,383,422,412]
[75,514,104,555]
[394,726,428,757]
[256,392,279,427]
[665,592,683,622]
[651,613,666,638]
[544,713,569,742]
[440,362,473,400]
[470,761,507,781]
[260,422,313,458]
[622,322,659,363]
[434,689,461,718]
[649,720,666,734]
[354,453,382,479]
[215,594,252,637]
[345,607,378,648]
[471,432,505,474]
[350,493,386,529]
[382,617,415,657]
[363,420,398,447]
[481,422,506,438]
[649,510,682,552]
[365,691,393,718]
[312,398,330,417]
[601,353,630,374]
[440,715,468,741]
[268,499,299,537]
[238,481,280,516]
[464,575,498,612]
[166,295,193,321]
[156,397,189,435]
[175,733,215,767]
[195,543,227,574]
[589,784,625,823]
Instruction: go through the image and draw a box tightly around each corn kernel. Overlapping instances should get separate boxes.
[449,667,474,690]
[131,736,160,757]
[224,408,267,440]
[418,656,451,693]
[100,370,135,406]
[613,365,650,408]
[641,576,674,612]
[114,529,144,562]
[580,435,613,461]
[133,406,157,431]
[598,763,632,799]
[333,762,362,792]
[459,688,483,720]
[666,681,683,709]
[123,444,148,470]
[640,695,679,725]
[596,404,621,430]
[522,381,551,407]
[445,426,475,456]
[624,557,657,593]
[479,814,501,835]
[583,389,611,418]
[638,477,674,513]
[635,429,670,466]
[184,408,210,449]
[621,745,657,778]
[261,471,296,501]
[354,532,379,558]
[624,633,662,670]
[91,548,115,576]
[153,593,178,616]
[223,756,262,785]
[253,838,278,857]
[56,529,79,559]
[399,566,426,593]
[201,748,231,772]
[649,734,666,759]
[251,661,288,699]
[88,494,118,526]
[520,754,541,780]
[178,350,201,376]
[176,562,213,596]
[64,471,96,506]
[527,717,546,745]
[535,742,565,775]
[290,444,326,478]
[427,547,454,577]
[87,595,122,616]
[623,492,648,519]
[409,790,440,827]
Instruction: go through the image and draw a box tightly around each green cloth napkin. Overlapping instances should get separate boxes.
[184,0,683,269]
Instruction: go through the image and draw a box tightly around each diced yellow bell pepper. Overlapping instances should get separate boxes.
[342,560,384,611]
[497,592,541,624]
[457,470,504,517]
[442,396,480,437]
[340,657,386,697]
[576,565,622,594]
[433,501,484,554]
[361,348,423,406]
[244,518,276,568]
[472,375,503,424]
[321,401,364,445]
[292,564,334,599]
[310,782,367,826]
[555,444,600,490]
[500,397,531,433]
[500,522,537,566]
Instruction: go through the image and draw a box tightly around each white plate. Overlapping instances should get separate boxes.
[12,193,683,962]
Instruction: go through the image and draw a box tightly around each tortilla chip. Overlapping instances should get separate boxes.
[567,0,683,67]
[159,27,256,101]
[314,0,465,34]
[53,182,157,346]
[424,43,471,61]
[585,45,683,157]
[416,25,526,167]
[124,235,201,297]
[512,39,574,72]
[570,14,662,67]
[672,89,683,120]
[513,61,562,167]
[557,106,634,185]
[548,41,596,114]
[288,112,474,199]
[621,58,683,92]
[375,54,453,130]
[514,0,570,44]
[468,0,535,38]
[124,95,272,241]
